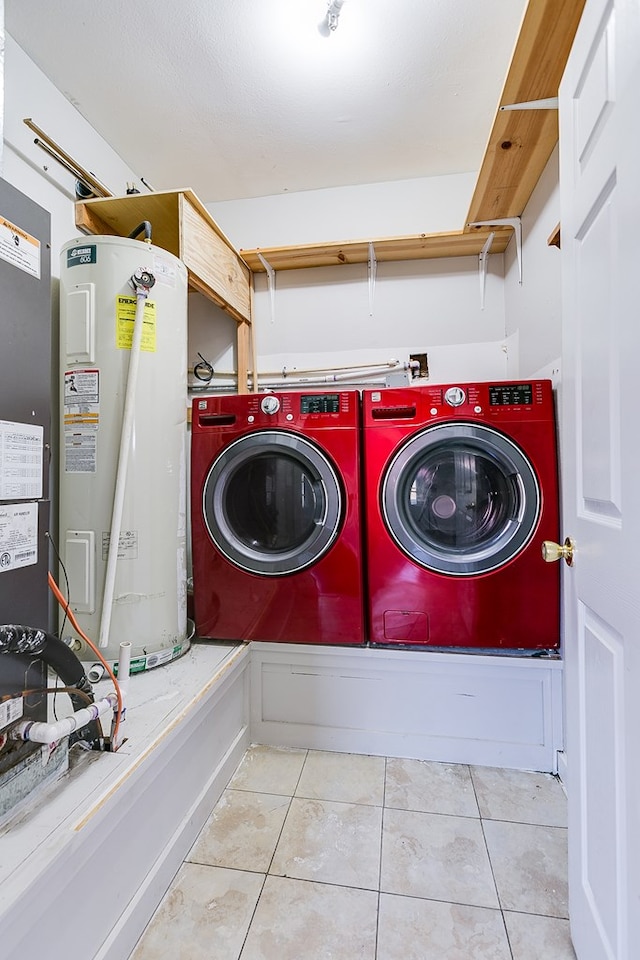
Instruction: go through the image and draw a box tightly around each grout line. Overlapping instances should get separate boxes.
[236,871,268,960]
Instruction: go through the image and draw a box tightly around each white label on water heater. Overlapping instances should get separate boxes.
[152,255,178,288]
[102,530,139,560]
[0,502,38,573]
[64,428,97,474]
[0,420,44,499]
[63,369,100,474]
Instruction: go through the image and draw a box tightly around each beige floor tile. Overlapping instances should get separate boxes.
[228,744,307,795]
[239,875,377,960]
[470,766,567,826]
[296,750,385,806]
[270,797,382,889]
[377,893,511,960]
[129,862,263,960]
[381,808,499,908]
[483,820,569,918]
[187,789,290,872]
[386,758,479,818]
[504,911,577,959]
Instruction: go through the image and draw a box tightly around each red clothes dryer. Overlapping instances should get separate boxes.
[362,380,560,650]
[191,390,365,645]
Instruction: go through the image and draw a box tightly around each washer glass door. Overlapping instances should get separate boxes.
[382,423,540,575]
[203,430,343,575]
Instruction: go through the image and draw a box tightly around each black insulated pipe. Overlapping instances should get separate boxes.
[0,625,104,750]
[128,220,152,243]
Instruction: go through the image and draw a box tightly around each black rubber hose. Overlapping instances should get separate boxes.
[0,625,104,749]
[127,220,152,242]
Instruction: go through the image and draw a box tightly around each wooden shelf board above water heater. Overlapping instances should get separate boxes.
[75,189,252,324]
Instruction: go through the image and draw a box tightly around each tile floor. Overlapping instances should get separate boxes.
[129,745,576,960]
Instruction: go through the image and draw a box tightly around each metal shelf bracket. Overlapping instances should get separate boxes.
[478,232,495,310]
[467,217,523,285]
[368,242,377,317]
[499,97,559,111]
[257,253,276,323]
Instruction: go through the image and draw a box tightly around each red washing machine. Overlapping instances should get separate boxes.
[191,391,365,645]
[362,380,560,650]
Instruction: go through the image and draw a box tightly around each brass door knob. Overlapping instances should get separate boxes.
[541,537,575,566]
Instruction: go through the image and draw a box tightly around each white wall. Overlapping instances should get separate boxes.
[208,172,478,250]
[201,175,510,388]
[3,35,140,270]
[503,145,562,381]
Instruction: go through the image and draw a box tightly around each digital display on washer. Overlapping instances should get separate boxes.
[488,384,533,406]
[300,393,340,414]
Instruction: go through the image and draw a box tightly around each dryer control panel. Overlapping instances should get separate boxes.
[364,380,553,426]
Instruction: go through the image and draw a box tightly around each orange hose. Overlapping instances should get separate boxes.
[48,571,123,749]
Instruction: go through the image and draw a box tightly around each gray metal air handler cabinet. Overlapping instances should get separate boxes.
[0,179,52,783]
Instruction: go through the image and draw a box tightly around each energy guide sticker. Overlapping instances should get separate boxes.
[116,296,157,352]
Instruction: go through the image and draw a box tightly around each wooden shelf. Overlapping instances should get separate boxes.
[241,229,512,274]
[465,0,585,227]
[242,0,586,274]
[75,188,254,393]
[548,223,561,248]
[75,189,251,324]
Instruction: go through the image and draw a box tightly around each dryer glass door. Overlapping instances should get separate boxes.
[382,423,540,575]
[203,430,342,575]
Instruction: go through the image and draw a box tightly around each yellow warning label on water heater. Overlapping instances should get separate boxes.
[116,296,157,352]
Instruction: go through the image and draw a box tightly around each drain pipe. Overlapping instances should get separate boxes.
[11,694,119,745]
[110,640,131,751]
[98,269,156,648]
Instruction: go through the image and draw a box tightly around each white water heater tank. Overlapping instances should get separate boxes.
[59,235,190,675]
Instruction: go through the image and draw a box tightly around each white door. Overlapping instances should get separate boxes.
[559,1,640,957]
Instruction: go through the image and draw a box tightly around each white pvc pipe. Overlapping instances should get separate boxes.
[98,288,148,648]
[11,694,118,745]
[190,358,404,378]
[111,640,132,751]
[255,363,417,389]
[117,640,132,700]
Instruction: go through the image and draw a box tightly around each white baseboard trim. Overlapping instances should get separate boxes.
[556,749,568,791]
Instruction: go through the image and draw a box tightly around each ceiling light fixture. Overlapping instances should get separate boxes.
[318,0,347,37]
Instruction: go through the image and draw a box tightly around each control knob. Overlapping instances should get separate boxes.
[444,386,466,407]
[260,395,280,415]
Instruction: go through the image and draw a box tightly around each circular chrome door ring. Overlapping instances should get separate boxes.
[382,422,540,576]
[203,430,343,576]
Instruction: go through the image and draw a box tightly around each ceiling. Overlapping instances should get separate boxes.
[6,0,529,205]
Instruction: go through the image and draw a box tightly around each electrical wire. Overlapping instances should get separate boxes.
[1,686,93,705]
[46,532,70,639]
[47,572,123,749]
[46,531,71,718]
